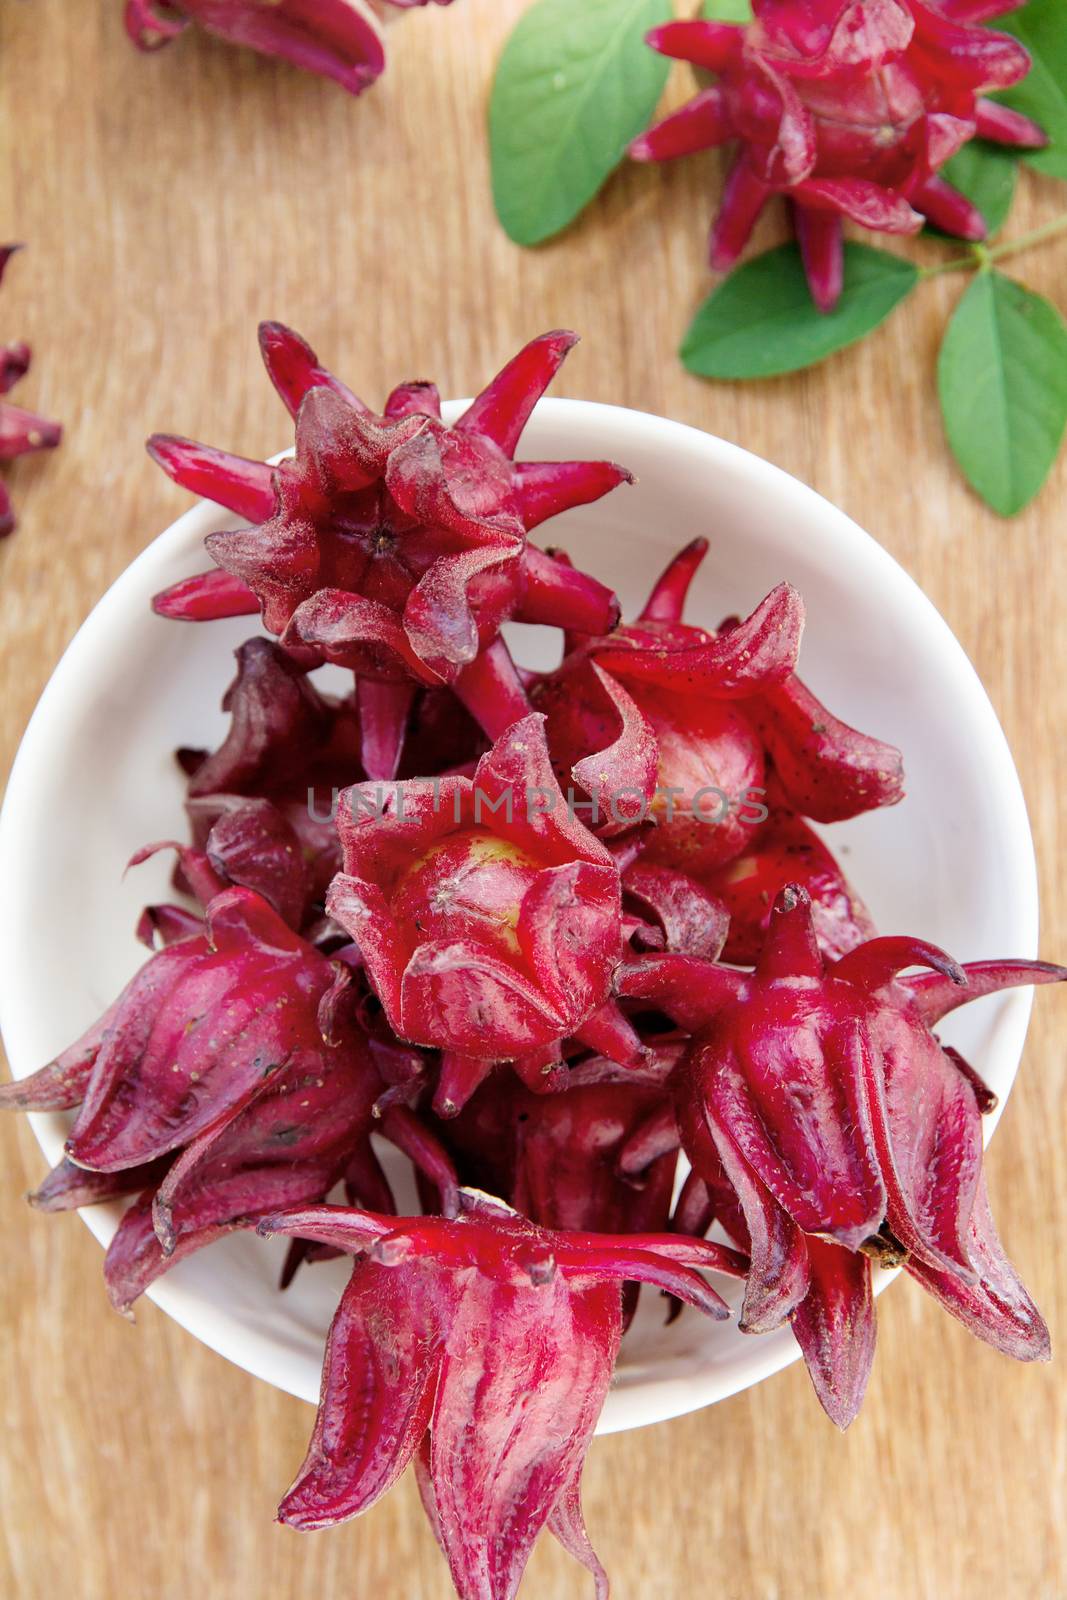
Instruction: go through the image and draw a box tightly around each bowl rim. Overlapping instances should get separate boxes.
[0,395,1039,1434]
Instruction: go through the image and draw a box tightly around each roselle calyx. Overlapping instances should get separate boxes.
[327,714,641,1066]
[631,1,1046,310]
[3,887,359,1173]
[536,538,902,874]
[5,881,457,1308]
[619,884,1064,1425]
[257,1189,746,1598]
[149,325,629,742]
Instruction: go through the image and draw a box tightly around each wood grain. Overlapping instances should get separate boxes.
[2,4,1066,1597]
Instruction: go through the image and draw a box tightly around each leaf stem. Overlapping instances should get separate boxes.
[986,212,1067,263]
[919,213,1067,281]
[920,250,980,279]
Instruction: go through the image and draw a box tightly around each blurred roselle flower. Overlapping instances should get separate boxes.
[630,2,1046,310]
[536,537,901,874]
[148,324,630,744]
[618,884,1064,1426]
[327,713,640,1065]
[257,1189,746,1597]
[124,0,454,97]
[0,246,61,538]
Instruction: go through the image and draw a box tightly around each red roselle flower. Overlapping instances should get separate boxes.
[327,714,641,1069]
[619,885,1064,1425]
[3,883,457,1309]
[535,537,902,873]
[0,246,61,538]
[124,0,453,97]
[630,2,1047,310]
[257,1190,746,1598]
[0,885,370,1170]
[148,324,630,746]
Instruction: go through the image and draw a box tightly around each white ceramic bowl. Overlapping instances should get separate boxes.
[0,399,1039,1433]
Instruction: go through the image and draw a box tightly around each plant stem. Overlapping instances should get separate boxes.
[919,212,1067,281]
[920,251,979,279]
[986,212,1067,263]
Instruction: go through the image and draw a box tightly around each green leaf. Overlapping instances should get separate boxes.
[997,0,1067,180]
[701,0,753,20]
[681,243,919,380]
[931,142,1019,239]
[489,0,672,248]
[938,269,1067,517]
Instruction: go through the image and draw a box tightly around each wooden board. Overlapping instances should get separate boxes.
[1,5,1065,1596]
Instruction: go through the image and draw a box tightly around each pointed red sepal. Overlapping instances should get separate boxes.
[791,1237,876,1430]
[707,1129,812,1333]
[358,677,415,783]
[146,434,277,520]
[433,1053,496,1119]
[638,538,709,624]
[548,1475,609,1600]
[151,568,260,621]
[278,1258,445,1530]
[902,959,1067,1026]
[0,401,61,459]
[571,999,648,1069]
[0,1005,116,1111]
[453,637,533,741]
[617,1102,681,1179]
[756,884,825,981]
[516,544,621,633]
[974,97,1047,148]
[910,175,987,240]
[747,671,905,822]
[630,88,734,162]
[645,19,743,73]
[513,461,633,532]
[29,1156,167,1214]
[258,320,369,419]
[905,1176,1050,1362]
[710,157,772,272]
[615,953,748,1033]
[832,935,966,993]
[455,331,579,457]
[794,203,844,312]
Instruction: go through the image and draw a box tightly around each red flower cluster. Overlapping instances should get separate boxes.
[3,327,1061,1600]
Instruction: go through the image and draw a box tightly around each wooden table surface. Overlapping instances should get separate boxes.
[2,5,1066,1597]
